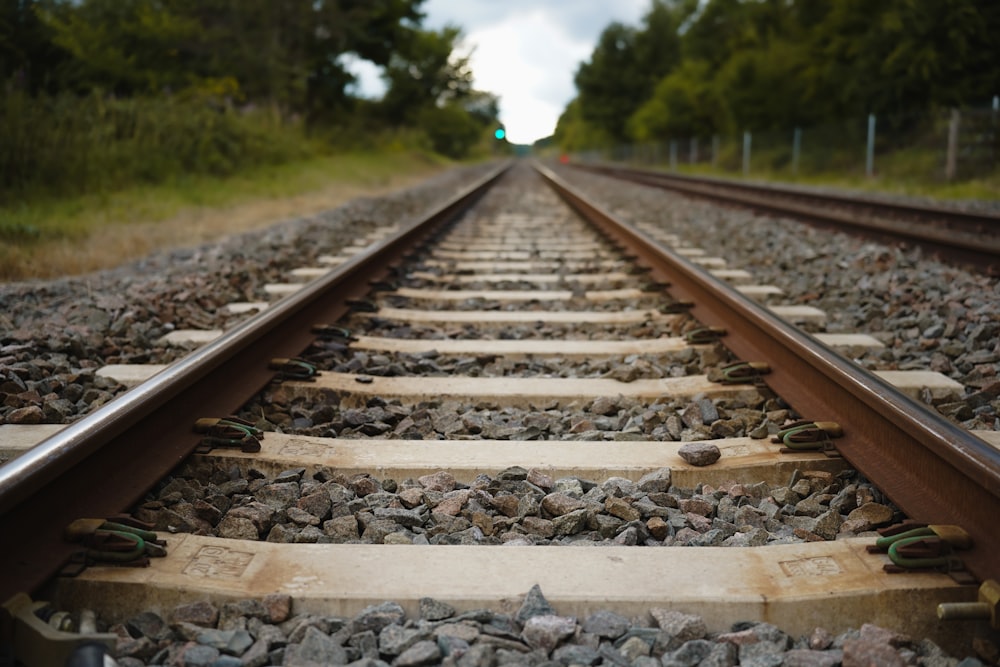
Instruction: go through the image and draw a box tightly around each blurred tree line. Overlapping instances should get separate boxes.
[1,0,500,200]
[555,0,1000,150]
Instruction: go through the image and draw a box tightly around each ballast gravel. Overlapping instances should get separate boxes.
[71,586,986,666]
[3,163,997,664]
[0,164,496,432]
[136,462,896,547]
[554,165,1000,433]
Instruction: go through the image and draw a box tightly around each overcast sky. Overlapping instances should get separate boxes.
[346,0,649,145]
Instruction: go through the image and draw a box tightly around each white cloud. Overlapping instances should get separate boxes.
[346,0,651,143]
[461,10,592,143]
[426,0,649,143]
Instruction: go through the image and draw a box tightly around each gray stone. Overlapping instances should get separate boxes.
[553,478,585,497]
[373,507,425,528]
[637,467,672,493]
[649,609,706,642]
[174,643,219,667]
[844,502,895,531]
[324,515,360,540]
[551,509,588,535]
[286,506,321,526]
[169,601,219,627]
[284,626,347,665]
[842,638,906,666]
[419,597,455,621]
[126,611,173,642]
[351,602,406,634]
[516,584,555,623]
[698,641,738,667]
[392,639,441,666]
[195,628,236,650]
[521,516,556,537]
[521,614,577,653]
[216,515,260,540]
[661,639,713,667]
[256,482,300,510]
[349,630,379,660]
[541,493,585,516]
[812,509,843,540]
[677,442,721,466]
[211,656,243,667]
[784,649,844,667]
[581,610,630,639]
[618,635,651,661]
[552,643,601,665]
[418,471,457,492]
[265,523,299,543]
[261,594,292,624]
[379,624,426,657]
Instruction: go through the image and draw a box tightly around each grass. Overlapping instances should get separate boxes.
[651,158,1000,202]
[0,149,452,282]
[639,138,1000,201]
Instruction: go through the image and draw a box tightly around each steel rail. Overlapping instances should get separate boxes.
[0,162,510,602]
[572,163,1000,271]
[536,162,1000,584]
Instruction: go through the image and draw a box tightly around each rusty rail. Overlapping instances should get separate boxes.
[0,163,510,602]
[572,163,1000,272]
[537,162,1000,584]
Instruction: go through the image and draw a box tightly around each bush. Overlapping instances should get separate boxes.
[0,91,317,202]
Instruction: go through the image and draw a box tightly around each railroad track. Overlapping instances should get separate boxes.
[1,162,999,665]
[572,163,1000,273]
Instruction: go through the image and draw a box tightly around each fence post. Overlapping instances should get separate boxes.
[670,140,677,171]
[742,131,751,177]
[945,108,960,182]
[712,135,719,168]
[690,137,698,164]
[865,113,876,178]
[792,127,801,176]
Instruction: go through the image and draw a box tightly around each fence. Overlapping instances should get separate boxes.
[575,103,1000,185]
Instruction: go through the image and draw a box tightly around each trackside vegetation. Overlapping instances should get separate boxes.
[0,0,507,278]
[555,0,999,191]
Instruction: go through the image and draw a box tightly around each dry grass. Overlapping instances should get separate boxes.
[1,152,449,282]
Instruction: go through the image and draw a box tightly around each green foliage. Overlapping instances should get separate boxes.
[1,0,497,205]
[554,98,614,152]
[0,89,316,203]
[573,23,648,142]
[380,26,474,124]
[417,103,483,159]
[628,61,731,140]
[37,0,203,94]
[562,0,1000,157]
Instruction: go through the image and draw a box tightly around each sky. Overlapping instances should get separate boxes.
[344,0,650,145]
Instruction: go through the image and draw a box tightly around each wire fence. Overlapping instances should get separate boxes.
[575,103,1000,185]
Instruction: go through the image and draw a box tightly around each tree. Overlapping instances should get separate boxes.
[554,97,613,151]
[633,0,694,91]
[35,0,204,95]
[806,0,1000,117]
[379,25,472,124]
[628,60,731,140]
[1,0,70,94]
[418,102,481,158]
[573,23,644,142]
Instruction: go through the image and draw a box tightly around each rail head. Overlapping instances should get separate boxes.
[535,160,1000,584]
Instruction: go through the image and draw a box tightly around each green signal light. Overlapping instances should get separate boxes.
[494,128,506,140]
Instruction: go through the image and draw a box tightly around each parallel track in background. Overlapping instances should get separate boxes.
[571,163,1000,273]
[2,161,998,662]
